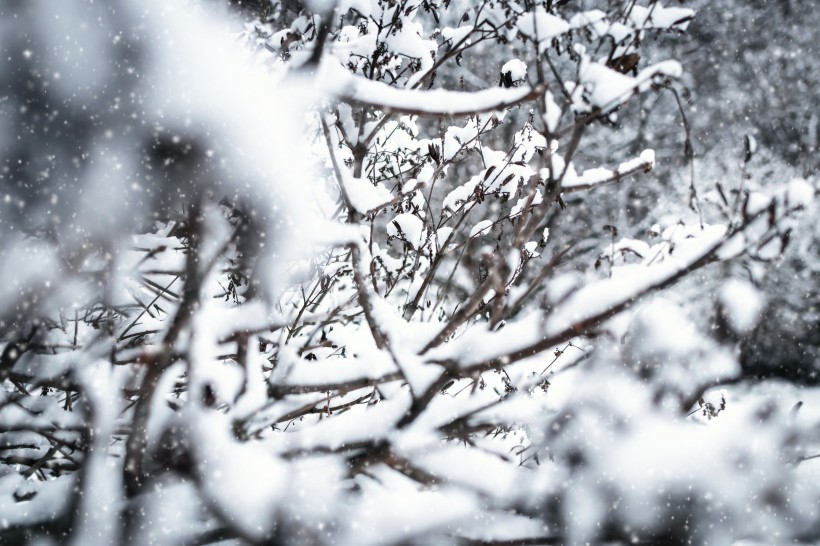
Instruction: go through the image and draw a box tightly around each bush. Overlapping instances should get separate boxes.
[0,1,816,544]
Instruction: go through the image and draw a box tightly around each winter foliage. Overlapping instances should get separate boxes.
[0,0,818,544]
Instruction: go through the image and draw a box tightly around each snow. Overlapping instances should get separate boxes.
[69,361,129,546]
[440,26,474,45]
[436,226,453,248]
[232,338,271,420]
[186,408,288,539]
[745,191,773,215]
[579,61,641,109]
[516,9,571,51]
[384,19,436,88]
[281,392,411,453]
[136,0,321,297]
[337,0,374,16]
[562,149,655,191]
[469,219,494,238]
[501,59,528,82]
[747,134,758,155]
[510,189,543,217]
[343,175,394,214]
[341,480,478,546]
[543,91,561,132]
[283,350,397,387]
[605,237,652,261]
[626,298,740,394]
[719,278,765,334]
[577,59,682,112]
[318,60,536,116]
[10,352,75,385]
[388,213,426,249]
[455,511,550,544]
[630,3,695,31]
[2,0,817,544]
[631,148,656,170]
[785,177,815,208]
[569,9,607,30]
[0,473,74,528]
[423,221,735,373]
[524,241,540,258]
[440,113,502,161]
[426,311,544,365]
[413,445,520,497]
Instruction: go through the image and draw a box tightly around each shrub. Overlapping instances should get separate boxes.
[0,1,816,544]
